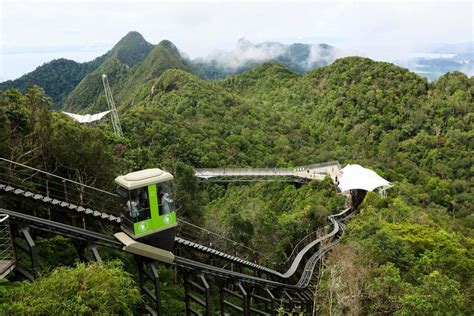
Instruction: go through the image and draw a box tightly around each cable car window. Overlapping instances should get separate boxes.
[157,181,175,216]
[129,187,151,222]
[117,186,133,231]
[117,186,151,226]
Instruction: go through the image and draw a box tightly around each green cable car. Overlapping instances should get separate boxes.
[114,168,177,252]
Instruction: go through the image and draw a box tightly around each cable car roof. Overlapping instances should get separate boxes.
[115,168,174,190]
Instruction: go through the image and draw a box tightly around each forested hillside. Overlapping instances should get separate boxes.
[0,52,472,314]
[62,31,155,112]
[0,58,98,107]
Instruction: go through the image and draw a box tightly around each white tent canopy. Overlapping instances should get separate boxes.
[62,110,112,124]
[337,164,392,194]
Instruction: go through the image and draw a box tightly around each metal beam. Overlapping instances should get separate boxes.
[265,287,276,316]
[199,274,211,316]
[18,227,38,279]
[89,244,102,262]
[236,282,250,316]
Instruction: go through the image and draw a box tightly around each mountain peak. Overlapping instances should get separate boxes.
[156,40,180,56]
[237,38,253,49]
[109,31,154,67]
[113,31,148,49]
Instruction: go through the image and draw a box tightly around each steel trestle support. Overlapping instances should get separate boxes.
[13,227,38,280]
[136,256,161,316]
[184,272,211,315]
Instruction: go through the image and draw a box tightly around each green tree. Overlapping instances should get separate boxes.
[0,261,141,315]
[398,271,466,315]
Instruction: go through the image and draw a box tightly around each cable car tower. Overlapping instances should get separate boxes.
[102,74,124,137]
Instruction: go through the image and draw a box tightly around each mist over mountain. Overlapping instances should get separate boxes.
[191,38,338,79]
[395,41,474,81]
[430,41,473,54]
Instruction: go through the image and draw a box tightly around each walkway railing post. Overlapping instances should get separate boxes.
[62,179,68,202]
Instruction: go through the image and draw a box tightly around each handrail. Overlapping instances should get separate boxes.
[0,158,119,216]
[0,157,116,197]
[195,161,341,179]
[277,225,329,268]
[177,218,269,260]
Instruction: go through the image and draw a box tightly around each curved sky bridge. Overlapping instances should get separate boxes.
[194,161,342,183]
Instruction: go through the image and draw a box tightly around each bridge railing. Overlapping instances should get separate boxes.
[195,161,341,176]
[176,218,275,266]
[275,225,330,271]
[0,158,118,216]
[294,160,341,172]
[195,167,295,177]
[275,206,350,274]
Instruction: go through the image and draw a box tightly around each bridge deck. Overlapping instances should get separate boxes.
[195,161,341,182]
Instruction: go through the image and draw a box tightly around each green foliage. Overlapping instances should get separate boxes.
[62,58,130,112]
[0,261,141,315]
[115,58,472,313]
[0,58,94,106]
[62,31,154,111]
[174,161,203,223]
[203,179,344,260]
[366,263,407,314]
[107,31,154,68]
[398,271,466,315]
[0,87,117,190]
[36,236,79,271]
[117,40,191,105]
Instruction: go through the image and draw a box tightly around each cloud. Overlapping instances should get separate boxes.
[193,38,340,72]
[203,39,286,70]
[1,1,472,80]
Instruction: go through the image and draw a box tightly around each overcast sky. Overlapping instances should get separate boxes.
[1,0,472,81]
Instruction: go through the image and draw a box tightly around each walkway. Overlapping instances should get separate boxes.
[195,161,341,182]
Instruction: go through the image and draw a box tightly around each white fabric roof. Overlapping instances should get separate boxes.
[337,164,392,193]
[62,110,112,124]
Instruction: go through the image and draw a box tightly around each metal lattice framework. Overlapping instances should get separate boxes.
[102,74,124,137]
